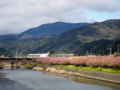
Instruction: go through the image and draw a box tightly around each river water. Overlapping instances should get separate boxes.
[0,67,120,90]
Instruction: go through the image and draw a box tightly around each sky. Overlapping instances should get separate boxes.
[0,0,120,35]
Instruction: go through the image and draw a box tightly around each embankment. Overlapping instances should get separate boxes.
[32,65,120,84]
[4,63,11,67]
[0,63,4,69]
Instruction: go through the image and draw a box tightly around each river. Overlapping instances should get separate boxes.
[0,67,120,90]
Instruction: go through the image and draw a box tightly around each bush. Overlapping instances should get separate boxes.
[0,63,4,69]
[36,56,120,69]
[25,63,36,69]
[114,53,120,57]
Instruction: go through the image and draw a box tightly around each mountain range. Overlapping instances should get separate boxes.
[19,22,89,36]
[33,19,120,55]
[0,19,120,56]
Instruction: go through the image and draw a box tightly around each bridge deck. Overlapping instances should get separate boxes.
[0,58,36,63]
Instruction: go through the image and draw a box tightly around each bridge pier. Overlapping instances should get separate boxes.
[15,63,18,69]
[11,62,14,70]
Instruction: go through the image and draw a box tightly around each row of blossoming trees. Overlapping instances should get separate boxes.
[36,55,120,68]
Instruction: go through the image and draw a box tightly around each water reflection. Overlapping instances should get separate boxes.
[0,78,33,90]
[0,68,119,90]
[0,68,33,90]
[47,72,120,90]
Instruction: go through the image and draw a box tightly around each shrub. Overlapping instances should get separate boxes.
[36,56,120,69]
[25,63,36,69]
[0,63,4,69]
[114,53,120,57]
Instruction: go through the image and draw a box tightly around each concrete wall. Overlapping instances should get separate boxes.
[32,65,120,84]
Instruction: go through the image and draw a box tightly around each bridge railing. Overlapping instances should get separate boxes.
[0,58,36,62]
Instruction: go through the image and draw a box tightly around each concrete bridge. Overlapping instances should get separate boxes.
[0,58,36,70]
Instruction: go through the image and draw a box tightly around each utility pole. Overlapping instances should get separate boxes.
[103,51,104,56]
[15,50,18,69]
[118,44,120,53]
[107,48,112,55]
[16,50,17,59]
[86,50,89,56]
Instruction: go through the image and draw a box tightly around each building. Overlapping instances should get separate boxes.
[27,52,49,58]
[50,54,74,57]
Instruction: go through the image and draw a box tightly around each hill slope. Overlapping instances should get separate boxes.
[0,47,11,57]
[19,22,89,36]
[98,39,120,55]
[74,39,113,55]
[1,19,120,55]
[33,19,120,54]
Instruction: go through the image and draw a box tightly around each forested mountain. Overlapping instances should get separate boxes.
[33,19,120,55]
[19,22,89,36]
[0,36,54,55]
[0,19,120,56]
[74,39,113,55]
[0,34,19,42]
[0,47,11,57]
[98,39,120,55]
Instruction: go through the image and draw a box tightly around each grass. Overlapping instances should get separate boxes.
[25,63,36,69]
[52,65,120,74]
[24,63,44,69]
[24,63,120,74]
[114,53,120,57]
[0,62,4,69]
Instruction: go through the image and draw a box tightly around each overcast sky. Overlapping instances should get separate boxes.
[0,0,120,35]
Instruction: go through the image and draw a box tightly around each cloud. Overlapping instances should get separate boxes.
[0,0,120,35]
[0,0,16,8]
[76,0,120,12]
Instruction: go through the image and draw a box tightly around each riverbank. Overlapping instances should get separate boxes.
[2,62,120,84]
[2,67,118,90]
[0,62,4,69]
[32,65,120,84]
[4,63,11,67]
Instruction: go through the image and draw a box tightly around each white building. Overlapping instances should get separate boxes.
[50,54,74,57]
[27,52,49,58]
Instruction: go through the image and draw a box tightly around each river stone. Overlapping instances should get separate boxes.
[46,67,57,72]
[57,70,66,74]
[32,66,43,71]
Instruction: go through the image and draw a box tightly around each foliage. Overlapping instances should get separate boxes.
[98,39,120,55]
[37,57,70,65]
[75,39,113,55]
[36,55,120,69]
[0,62,4,69]
[38,63,120,74]
[64,65,120,74]
[1,19,120,55]
[0,47,11,57]
[25,63,36,69]
[34,19,120,54]
[49,50,55,56]
[0,37,53,55]
[114,53,120,57]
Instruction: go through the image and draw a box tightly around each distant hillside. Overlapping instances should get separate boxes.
[0,47,11,57]
[98,39,120,55]
[74,39,113,55]
[1,19,120,55]
[0,36,54,55]
[54,19,120,43]
[33,19,120,54]
[0,34,19,42]
[19,22,89,36]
